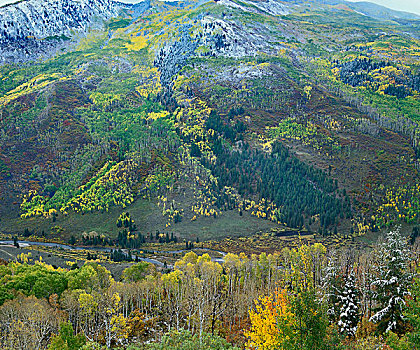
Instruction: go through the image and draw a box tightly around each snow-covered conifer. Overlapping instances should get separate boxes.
[321,251,343,322]
[338,271,359,337]
[369,228,412,333]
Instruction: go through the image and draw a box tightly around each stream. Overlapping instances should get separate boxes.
[0,240,226,267]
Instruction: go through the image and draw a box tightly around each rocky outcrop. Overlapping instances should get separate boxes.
[0,0,129,63]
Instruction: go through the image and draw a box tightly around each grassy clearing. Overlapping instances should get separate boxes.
[0,196,279,243]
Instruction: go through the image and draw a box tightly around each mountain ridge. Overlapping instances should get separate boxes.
[345,1,420,21]
[0,0,131,63]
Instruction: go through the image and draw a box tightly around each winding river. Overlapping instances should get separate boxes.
[0,240,226,267]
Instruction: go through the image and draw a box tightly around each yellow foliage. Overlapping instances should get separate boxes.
[245,290,293,350]
[0,73,65,106]
[147,111,170,121]
[125,35,148,51]
[303,85,312,99]
[17,252,32,264]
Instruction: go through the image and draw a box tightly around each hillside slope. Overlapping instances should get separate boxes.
[0,0,419,244]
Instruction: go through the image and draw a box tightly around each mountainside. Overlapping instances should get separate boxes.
[345,1,420,21]
[0,0,419,247]
[313,0,420,21]
[0,0,129,40]
[0,0,129,63]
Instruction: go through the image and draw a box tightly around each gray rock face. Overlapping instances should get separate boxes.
[0,0,125,40]
[0,0,129,63]
[154,24,199,88]
[0,36,72,63]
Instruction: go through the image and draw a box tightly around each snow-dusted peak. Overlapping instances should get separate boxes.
[217,0,289,16]
[0,0,127,41]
